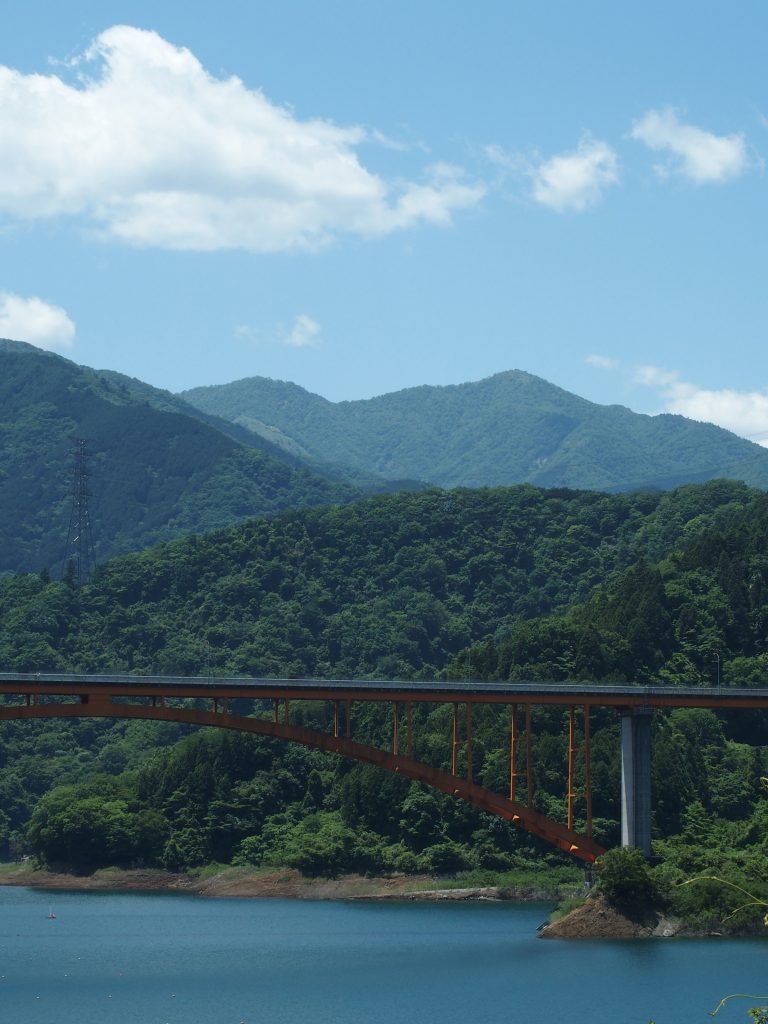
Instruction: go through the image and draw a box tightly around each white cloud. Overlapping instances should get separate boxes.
[233,324,262,343]
[234,313,321,348]
[484,144,524,172]
[586,354,619,370]
[630,108,747,184]
[635,365,768,446]
[368,129,409,152]
[284,314,321,349]
[531,137,619,212]
[0,291,75,349]
[0,26,484,252]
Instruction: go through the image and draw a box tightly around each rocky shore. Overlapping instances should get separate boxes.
[540,893,684,939]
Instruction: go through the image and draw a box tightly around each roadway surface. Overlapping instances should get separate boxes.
[2,672,768,708]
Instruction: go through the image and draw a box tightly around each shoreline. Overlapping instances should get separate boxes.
[0,864,569,902]
[3,866,755,937]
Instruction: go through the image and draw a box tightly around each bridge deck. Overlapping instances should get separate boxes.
[2,672,768,708]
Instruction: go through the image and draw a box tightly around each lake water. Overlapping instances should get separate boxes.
[1,886,767,1024]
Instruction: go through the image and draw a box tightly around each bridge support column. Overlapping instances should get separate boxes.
[620,708,653,856]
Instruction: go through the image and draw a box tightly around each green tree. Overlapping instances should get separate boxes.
[597,847,657,911]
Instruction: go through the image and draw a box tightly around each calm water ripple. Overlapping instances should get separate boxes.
[1,886,766,1024]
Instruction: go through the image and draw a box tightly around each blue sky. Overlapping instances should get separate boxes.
[1,1,767,442]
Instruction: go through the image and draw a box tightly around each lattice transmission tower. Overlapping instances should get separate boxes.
[63,438,95,586]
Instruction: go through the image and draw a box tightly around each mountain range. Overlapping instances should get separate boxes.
[3,337,768,575]
[182,370,768,492]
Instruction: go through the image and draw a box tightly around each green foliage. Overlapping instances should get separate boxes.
[26,777,168,872]
[5,476,768,897]
[596,847,657,910]
[454,486,768,688]
[417,841,473,875]
[182,370,768,492]
[0,340,359,574]
[2,480,757,683]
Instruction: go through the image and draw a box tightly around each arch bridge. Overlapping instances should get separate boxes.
[3,673,768,863]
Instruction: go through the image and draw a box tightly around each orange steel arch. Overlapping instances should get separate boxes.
[0,700,605,863]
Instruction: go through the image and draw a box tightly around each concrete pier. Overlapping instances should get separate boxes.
[620,708,653,856]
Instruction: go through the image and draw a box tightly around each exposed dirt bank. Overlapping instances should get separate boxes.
[0,865,563,902]
[0,866,192,894]
[540,893,682,939]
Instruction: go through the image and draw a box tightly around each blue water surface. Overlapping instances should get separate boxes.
[1,886,766,1024]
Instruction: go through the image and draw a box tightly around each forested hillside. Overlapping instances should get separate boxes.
[97,367,413,492]
[182,369,768,491]
[454,485,768,688]
[0,340,359,574]
[0,480,754,677]
[3,478,768,918]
